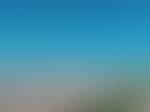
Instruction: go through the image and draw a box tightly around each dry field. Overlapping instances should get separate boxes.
[0,85,149,112]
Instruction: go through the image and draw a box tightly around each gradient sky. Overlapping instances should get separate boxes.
[0,0,150,88]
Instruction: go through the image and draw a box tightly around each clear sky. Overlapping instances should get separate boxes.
[0,0,150,88]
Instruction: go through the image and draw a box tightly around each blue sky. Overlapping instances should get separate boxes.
[0,0,150,87]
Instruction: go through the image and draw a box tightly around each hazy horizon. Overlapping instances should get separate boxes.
[0,0,150,112]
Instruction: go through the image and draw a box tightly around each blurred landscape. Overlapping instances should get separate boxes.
[0,0,150,112]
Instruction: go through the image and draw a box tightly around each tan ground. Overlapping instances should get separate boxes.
[0,85,149,112]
